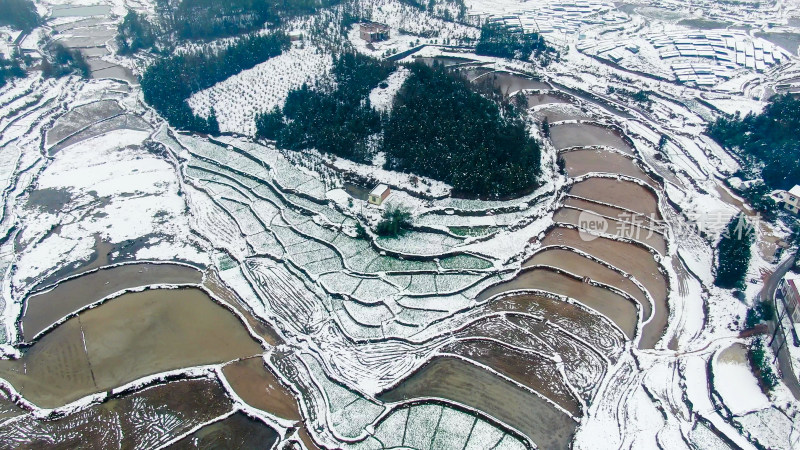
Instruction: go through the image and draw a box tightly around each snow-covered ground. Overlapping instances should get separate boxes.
[188,45,333,135]
[1,0,800,448]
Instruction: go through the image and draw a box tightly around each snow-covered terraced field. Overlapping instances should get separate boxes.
[0,0,798,448]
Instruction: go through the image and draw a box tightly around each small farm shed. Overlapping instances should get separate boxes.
[368,184,391,205]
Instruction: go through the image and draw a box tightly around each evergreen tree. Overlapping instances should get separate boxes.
[0,0,41,31]
[277,53,393,163]
[206,108,220,135]
[375,205,412,237]
[715,214,754,289]
[0,53,26,87]
[117,10,157,54]
[255,106,285,140]
[43,43,90,79]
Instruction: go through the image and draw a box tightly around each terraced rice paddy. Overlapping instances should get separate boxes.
[526,92,573,107]
[441,339,582,415]
[171,412,279,448]
[553,207,667,253]
[550,122,634,153]
[22,263,203,340]
[561,148,657,187]
[483,71,552,94]
[0,288,261,408]
[564,196,658,227]
[0,52,694,448]
[533,104,593,122]
[45,100,124,145]
[379,356,577,449]
[525,249,650,309]
[569,178,661,218]
[0,379,234,447]
[478,267,639,338]
[221,357,302,421]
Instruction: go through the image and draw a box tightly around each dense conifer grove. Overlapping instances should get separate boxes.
[257,58,542,198]
[0,0,41,31]
[257,53,393,163]
[384,63,540,197]
[707,94,800,192]
[475,23,556,64]
[119,0,343,45]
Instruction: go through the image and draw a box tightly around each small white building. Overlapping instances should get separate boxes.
[771,185,800,215]
[368,184,391,205]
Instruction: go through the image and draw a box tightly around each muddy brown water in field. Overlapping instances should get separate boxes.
[564,196,658,228]
[562,148,657,187]
[677,18,732,29]
[455,315,555,356]
[171,412,279,449]
[550,123,633,153]
[91,65,137,85]
[298,427,323,450]
[540,227,666,305]
[540,227,667,349]
[456,66,493,81]
[23,262,203,340]
[204,270,284,346]
[414,56,473,67]
[0,288,262,408]
[52,17,106,32]
[503,314,606,398]
[50,5,111,17]
[718,343,749,364]
[569,177,661,218]
[533,105,593,123]
[86,59,118,72]
[484,71,551,94]
[36,234,113,287]
[477,267,638,339]
[379,356,576,449]
[553,207,667,254]
[0,378,232,448]
[457,314,607,400]
[487,294,626,360]
[525,249,650,316]
[60,36,110,48]
[441,339,582,415]
[222,357,301,420]
[526,92,572,107]
[755,32,800,55]
[81,47,110,57]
